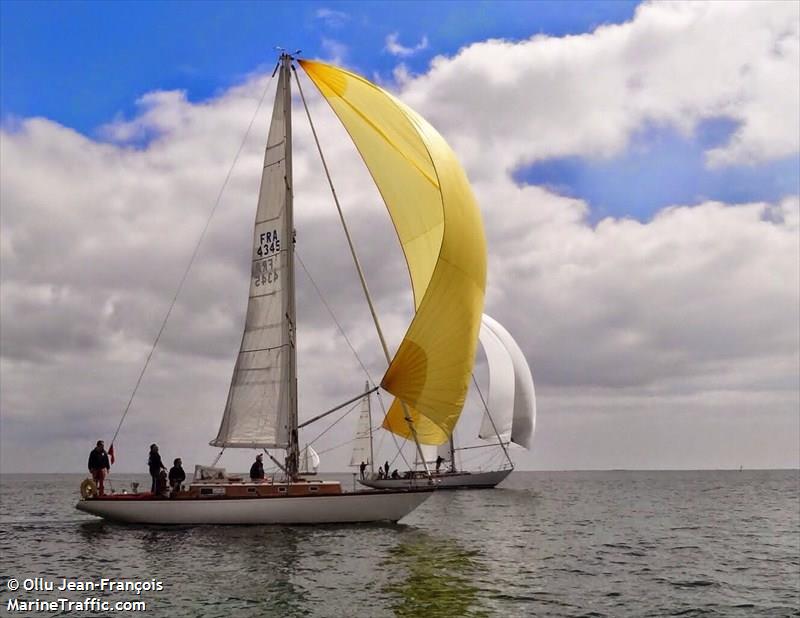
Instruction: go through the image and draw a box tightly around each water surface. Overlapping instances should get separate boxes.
[1,470,797,616]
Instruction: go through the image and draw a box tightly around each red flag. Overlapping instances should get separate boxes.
[108,444,115,465]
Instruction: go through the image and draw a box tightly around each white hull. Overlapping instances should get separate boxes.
[359,469,512,490]
[76,490,432,525]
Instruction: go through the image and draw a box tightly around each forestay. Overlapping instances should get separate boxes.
[211,68,293,449]
[299,60,487,446]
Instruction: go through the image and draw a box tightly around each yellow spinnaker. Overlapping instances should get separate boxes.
[299,60,486,445]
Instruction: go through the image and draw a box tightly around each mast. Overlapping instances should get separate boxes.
[282,53,299,480]
[366,381,374,473]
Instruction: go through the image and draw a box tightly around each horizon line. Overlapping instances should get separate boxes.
[1,467,798,476]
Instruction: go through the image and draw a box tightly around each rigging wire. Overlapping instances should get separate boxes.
[313,416,383,454]
[374,390,389,455]
[295,253,419,467]
[305,400,361,448]
[470,373,514,468]
[109,69,278,448]
[295,252,375,387]
[376,390,412,471]
[305,386,415,472]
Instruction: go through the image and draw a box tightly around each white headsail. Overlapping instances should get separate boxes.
[477,319,515,441]
[211,68,294,449]
[300,445,320,474]
[477,314,536,449]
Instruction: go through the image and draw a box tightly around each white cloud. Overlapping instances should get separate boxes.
[314,8,349,28]
[1,1,798,473]
[397,0,799,174]
[320,37,349,65]
[385,32,429,58]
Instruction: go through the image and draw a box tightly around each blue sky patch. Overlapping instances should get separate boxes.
[1,1,639,135]
[515,120,800,221]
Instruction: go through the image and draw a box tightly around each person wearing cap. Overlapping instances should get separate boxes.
[87,440,111,496]
[250,453,265,480]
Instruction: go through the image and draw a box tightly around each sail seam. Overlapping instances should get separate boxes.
[239,344,289,353]
[249,290,281,299]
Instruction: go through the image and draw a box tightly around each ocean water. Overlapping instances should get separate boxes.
[0,470,797,617]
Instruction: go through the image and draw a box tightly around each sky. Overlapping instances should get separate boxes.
[1,1,798,474]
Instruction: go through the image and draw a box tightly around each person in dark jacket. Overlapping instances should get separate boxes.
[148,444,166,494]
[384,461,390,477]
[87,440,111,496]
[168,458,186,492]
[359,461,367,479]
[250,454,265,480]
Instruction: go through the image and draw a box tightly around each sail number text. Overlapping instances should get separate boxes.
[253,230,281,287]
[253,257,278,287]
[257,230,280,257]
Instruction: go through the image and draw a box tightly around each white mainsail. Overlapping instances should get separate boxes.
[477,314,536,450]
[211,67,294,449]
[349,387,373,467]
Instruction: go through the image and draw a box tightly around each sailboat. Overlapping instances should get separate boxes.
[76,52,487,524]
[357,313,536,490]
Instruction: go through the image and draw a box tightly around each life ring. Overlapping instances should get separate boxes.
[80,478,98,499]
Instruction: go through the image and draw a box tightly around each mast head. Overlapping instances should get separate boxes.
[274,47,302,61]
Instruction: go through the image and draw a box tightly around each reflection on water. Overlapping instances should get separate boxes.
[382,530,489,618]
[218,526,305,617]
[75,521,310,616]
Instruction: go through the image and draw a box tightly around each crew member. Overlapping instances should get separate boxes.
[250,453,265,480]
[169,458,186,492]
[88,440,111,496]
[148,444,166,494]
